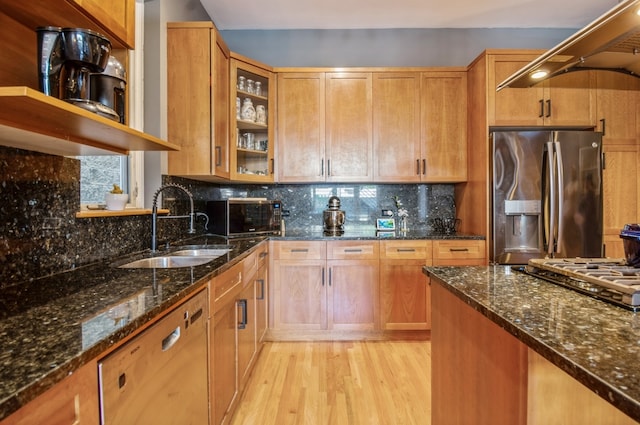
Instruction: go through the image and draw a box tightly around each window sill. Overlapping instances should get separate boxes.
[76,208,170,218]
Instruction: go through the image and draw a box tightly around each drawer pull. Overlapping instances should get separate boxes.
[290,249,309,253]
[449,248,469,252]
[397,248,416,252]
[344,249,363,253]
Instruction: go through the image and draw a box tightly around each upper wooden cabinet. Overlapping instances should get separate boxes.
[595,71,640,145]
[276,72,326,182]
[372,72,422,182]
[325,72,374,181]
[276,71,373,182]
[420,71,468,182]
[488,52,596,127]
[167,22,230,180]
[230,53,275,182]
[1,0,135,49]
[277,68,467,183]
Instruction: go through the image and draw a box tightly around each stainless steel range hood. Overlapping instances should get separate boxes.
[497,0,640,90]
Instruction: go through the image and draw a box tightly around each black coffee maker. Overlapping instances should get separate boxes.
[36,27,119,121]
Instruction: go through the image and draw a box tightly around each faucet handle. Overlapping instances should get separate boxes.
[195,212,210,231]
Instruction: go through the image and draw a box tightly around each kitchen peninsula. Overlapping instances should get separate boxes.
[426,265,640,424]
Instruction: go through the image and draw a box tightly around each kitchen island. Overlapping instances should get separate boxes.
[425,265,640,424]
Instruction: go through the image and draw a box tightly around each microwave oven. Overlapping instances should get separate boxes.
[206,199,282,237]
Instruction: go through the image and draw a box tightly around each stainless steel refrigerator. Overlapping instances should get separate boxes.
[491,129,603,264]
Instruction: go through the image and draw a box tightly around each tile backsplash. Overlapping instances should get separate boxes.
[165,176,457,232]
[0,146,456,286]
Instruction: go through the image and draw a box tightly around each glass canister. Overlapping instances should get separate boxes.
[237,76,246,92]
[241,98,256,121]
[256,105,267,124]
[255,81,262,96]
[246,79,255,94]
[236,97,241,120]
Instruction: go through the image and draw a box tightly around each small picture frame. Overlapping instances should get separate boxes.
[376,217,396,231]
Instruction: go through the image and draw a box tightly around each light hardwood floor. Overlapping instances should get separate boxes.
[230,341,431,425]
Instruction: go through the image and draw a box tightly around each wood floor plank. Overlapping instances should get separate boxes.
[230,341,431,425]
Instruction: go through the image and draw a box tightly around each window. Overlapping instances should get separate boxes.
[80,155,129,203]
[78,1,145,208]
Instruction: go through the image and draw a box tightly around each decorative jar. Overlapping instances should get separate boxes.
[241,98,256,121]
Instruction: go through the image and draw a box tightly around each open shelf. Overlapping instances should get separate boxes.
[0,87,180,156]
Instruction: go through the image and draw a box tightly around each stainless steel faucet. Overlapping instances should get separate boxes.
[151,183,196,252]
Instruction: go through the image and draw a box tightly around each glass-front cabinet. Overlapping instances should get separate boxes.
[230,53,275,182]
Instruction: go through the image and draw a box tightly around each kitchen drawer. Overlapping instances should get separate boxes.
[272,241,326,260]
[327,241,379,260]
[211,262,243,310]
[256,241,269,269]
[380,240,432,261]
[243,249,258,283]
[433,240,486,265]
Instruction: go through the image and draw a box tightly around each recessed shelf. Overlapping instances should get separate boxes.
[0,86,180,156]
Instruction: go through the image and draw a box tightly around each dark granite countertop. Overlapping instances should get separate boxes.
[0,235,266,421]
[425,265,640,421]
[273,224,485,240]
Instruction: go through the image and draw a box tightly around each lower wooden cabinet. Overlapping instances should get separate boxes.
[210,261,243,425]
[379,240,433,330]
[270,240,379,336]
[210,241,269,425]
[0,360,99,425]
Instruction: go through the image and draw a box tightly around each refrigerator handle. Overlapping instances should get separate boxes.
[554,141,564,255]
[543,141,556,256]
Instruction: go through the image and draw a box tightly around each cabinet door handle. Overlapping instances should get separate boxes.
[259,252,268,259]
[270,158,274,175]
[214,146,221,166]
[539,99,544,118]
[321,158,324,176]
[600,118,606,136]
[397,248,416,252]
[291,249,308,253]
[344,249,362,253]
[322,267,325,286]
[329,268,332,286]
[422,159,426,175]
[238,299,248,329]
[327,159,331,176]
[545,99,551,118]
[449,248,469,252]
[257,279,265,300]
[416,159,420,175]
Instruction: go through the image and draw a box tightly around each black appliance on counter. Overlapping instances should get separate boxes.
[206,198,281,238]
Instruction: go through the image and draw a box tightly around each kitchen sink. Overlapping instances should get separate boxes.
[115,245,232,269]
[171,248,232,257]
[118,256,216,269]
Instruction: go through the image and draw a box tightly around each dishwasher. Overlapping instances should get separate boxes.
[98,289,209,425]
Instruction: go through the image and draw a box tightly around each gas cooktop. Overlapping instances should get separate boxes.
[522,258,640,311]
